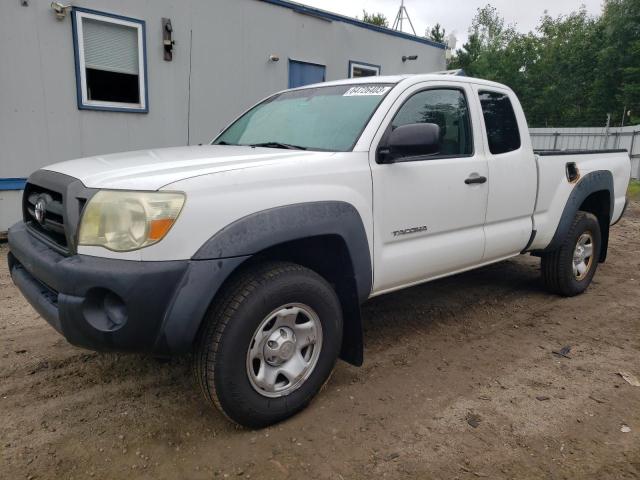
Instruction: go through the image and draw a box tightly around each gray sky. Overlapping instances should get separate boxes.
[296,0,604,47]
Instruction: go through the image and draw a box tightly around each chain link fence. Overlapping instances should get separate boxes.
[529,126,640,179]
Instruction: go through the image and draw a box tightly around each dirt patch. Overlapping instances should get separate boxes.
[2,203,639,479]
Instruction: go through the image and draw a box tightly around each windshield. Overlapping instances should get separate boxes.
[213,84,394,152]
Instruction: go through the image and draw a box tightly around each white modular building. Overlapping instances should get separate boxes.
[0,0,446,231]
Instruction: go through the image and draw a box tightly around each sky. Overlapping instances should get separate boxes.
[296,0,604,48]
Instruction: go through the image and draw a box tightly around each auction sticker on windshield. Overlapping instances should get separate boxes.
[343,86,392,96]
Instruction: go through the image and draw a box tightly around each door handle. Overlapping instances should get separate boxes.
[465,175,487,185]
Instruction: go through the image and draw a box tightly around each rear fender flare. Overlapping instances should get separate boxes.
[540,170,613,257]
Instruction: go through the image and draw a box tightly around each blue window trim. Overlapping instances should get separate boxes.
[260,0,446,50]
[71,7,149,113]
[0,178,27,191]
[348,60,381,78]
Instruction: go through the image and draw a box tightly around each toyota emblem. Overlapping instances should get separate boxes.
[34,198,47,225]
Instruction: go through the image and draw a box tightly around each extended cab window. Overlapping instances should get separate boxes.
[478,91,521,154]
[391,89,473,157]
[214,84,393,152]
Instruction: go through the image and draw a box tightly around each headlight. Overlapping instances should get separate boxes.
[78,191,185,252]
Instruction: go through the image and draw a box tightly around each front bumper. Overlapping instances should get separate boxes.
[8,222,248,354]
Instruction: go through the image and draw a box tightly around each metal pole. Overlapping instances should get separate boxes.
[635,130,640,180]
[392,2,401,31]
[405,8,417,35]
[552,131,559,150]
[629,129,635,179]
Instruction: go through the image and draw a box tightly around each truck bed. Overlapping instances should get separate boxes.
[528,148,631,251]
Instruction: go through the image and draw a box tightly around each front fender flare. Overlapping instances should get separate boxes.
[191,201,373,366]
[193,201,373,303]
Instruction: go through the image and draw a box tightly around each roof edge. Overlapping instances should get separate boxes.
[258,0,447,50]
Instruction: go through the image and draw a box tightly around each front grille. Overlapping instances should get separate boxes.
[23,183,69,253]
[21,170,96,255]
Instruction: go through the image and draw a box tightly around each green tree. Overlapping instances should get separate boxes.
[450,5,518,77]
[361,10,389,28]
[470,4,517,49]
[621,39,640,124]
[526,9,602,126]
[449,1,640,127]
[594,0,640,125]
[428,23,446,43]
[450,33,482,74]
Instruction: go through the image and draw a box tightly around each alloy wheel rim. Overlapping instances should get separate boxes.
[246,303,323,398]
[573,231,594,281]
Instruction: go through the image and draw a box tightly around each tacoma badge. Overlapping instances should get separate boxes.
[392,226,428,237]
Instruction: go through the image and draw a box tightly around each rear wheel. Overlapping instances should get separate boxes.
[541,211,601,297]
[193,261,343,428]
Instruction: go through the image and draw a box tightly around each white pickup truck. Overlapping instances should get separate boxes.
[8,74,630,427]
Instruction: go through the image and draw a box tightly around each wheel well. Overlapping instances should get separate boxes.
[579,190,610,262]
[220,235,364,366]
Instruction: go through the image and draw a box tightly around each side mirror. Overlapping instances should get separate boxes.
[377,123,441,163]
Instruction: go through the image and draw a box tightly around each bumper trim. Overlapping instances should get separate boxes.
[9,256,62,333]
[9,221,249,354]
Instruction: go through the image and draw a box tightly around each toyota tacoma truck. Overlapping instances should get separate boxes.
[8,74,631,428]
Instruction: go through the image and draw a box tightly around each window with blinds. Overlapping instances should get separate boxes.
[72,9,147,112]
[349,61,380,79]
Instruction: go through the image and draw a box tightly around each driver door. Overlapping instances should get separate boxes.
[369,81,489,294]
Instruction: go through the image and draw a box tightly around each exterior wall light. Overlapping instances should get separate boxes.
[162,18,175,61]
[269,55,280,62]
[51,2,72,20]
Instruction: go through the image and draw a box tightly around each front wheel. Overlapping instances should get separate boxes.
[193,261,343,428]
[541,211,601,297]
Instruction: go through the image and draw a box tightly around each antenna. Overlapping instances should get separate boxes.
[392,0,417,35]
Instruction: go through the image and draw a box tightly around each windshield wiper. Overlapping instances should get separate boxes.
[249,142,307,150]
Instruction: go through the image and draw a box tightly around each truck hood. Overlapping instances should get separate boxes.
[43,145,330,190]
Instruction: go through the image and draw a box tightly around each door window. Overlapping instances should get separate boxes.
[478,91,521,154]
[391,89,473,156]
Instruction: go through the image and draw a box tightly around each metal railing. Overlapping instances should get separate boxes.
[529,126,640,179]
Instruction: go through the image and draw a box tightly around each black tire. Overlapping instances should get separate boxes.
[193,261,343,428]
[541,211,601,297]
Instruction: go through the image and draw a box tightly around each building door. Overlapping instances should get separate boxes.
[288,60,326,88]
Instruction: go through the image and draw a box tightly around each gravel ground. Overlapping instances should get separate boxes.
[1,201,639,480]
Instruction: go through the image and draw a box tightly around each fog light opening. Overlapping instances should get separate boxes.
[83,289,128,332]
